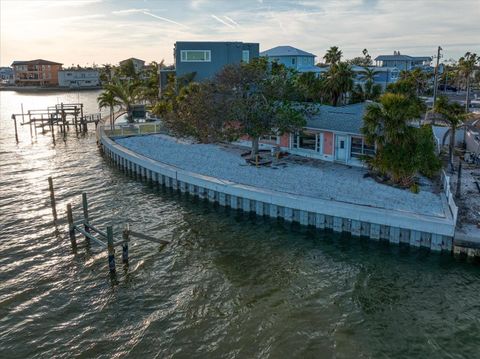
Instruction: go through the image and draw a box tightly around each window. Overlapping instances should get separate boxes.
[297,132,316,151]
[180,50,211,62]
[242,50,250,63]
[350,136,375,158]
[291,58,296,65]
[260,134,277,143]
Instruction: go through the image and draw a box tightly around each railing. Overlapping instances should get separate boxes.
[103,121,168,137]
[441,170,458,224]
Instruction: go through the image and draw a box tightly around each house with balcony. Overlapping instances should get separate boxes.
[11,59,62,86]
[374,51,432,71]
[58,69,100,88]
[160,41,259,92]
[238,102,373,167]
[260,45,324,75]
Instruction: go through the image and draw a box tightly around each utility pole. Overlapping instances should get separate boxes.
[432,46,442,110]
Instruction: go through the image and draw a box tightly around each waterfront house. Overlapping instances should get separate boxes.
[58,69,100,88]
[260,45,323,74]
[11,59,62,86]
[160,41,259,92]
[0,67,14,85]
[374,51,432,71]
[238,102,373,167]
[119,58,145,73]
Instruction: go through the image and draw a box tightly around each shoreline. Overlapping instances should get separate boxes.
[99,127,456,252]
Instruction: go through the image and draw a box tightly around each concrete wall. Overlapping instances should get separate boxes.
[100,129,456,252]
[175,41,259,81]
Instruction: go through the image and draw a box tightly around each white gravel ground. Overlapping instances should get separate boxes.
[116,134,445,217]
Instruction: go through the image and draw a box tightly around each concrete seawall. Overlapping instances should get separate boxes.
[100,128,456,252]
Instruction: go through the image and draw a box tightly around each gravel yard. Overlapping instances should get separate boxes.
[116,134,445,217]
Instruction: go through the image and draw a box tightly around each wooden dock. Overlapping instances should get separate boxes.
[11,102,102,143]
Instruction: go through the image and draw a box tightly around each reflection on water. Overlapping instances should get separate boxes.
[1,91,480,359]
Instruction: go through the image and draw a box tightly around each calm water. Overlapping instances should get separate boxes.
[0,90,479,359]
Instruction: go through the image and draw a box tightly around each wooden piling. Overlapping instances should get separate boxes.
[66,204,77,248]
[48,177,58,222]
[107,226,116,274]
[12,114,19,143]
[27,109,33,140]
[122,224,129,265]
[82,193,90,243]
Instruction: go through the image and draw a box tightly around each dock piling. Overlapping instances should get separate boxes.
[122,224,130,265]
[82,193,90,243]
[107,226,116,275]
[48,177,58,223]
[66,204,77,249]
[12,115,19,143]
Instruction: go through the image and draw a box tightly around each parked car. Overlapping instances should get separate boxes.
[438,84,458,92]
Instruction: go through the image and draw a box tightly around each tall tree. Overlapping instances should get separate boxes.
[97,90,120,130]
[216,58,308,155]
[458,52,478,112]
[399,68,429,96]
[362,92,439,185]
[322,62,354,106]
[323,46,343,65]
[434,95,466,171]
[103,80,142,122]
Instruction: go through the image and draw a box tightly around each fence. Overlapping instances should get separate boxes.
[103,121,168,137]
[441,170,458,224]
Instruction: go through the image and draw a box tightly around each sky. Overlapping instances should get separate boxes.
[1,0,479,67]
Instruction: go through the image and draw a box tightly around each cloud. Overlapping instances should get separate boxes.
[224,16,239,27]
[211,15,236,29]
[142,11,189,29]
[112,8,150,15]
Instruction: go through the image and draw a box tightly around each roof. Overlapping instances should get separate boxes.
[297,65,327,73]
[374,55,432,62]
[119,58,145,64]
[260,46,316,58]
[306,102,368,134]
[11,59,63,66]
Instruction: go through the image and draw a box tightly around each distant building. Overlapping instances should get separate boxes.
[0,67,14,85]
[160,41,259,91]
[11,59,62,86]
[260,45,321,74]
[58,69,100,88]
[374,51,432,71]
[351,65,401,90]
[119,58,145,73]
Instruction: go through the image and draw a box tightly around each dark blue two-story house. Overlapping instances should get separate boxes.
[160,41,259,92]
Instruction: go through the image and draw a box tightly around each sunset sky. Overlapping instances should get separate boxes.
[1,0,479,67]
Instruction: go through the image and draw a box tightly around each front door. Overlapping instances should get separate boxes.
[335,135,347,162]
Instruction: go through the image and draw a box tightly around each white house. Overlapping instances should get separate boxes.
[58,69,100,88]
[260,45,324,75]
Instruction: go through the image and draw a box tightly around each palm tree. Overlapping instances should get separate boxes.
[434,95,466,171]
[458,52,478,112]
[359,67,379,82]
[362,93,419,184]
[103,80,143,123]
[97,90,120,130]
[323,46,343,65]
[323,62,354,106]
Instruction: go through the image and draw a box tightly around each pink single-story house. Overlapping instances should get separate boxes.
[237,102,375,167]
